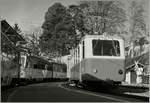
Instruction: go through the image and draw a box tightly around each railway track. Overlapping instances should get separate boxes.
[63,82,149,101]
[1,81,149,102]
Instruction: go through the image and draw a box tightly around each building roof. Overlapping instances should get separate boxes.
[1,20,25,44]
[126,63,144,72]
[125,51,149,70]
[1,20,28,53]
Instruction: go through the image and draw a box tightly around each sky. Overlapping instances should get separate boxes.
[0,0,149,33]
[0,0,79,32]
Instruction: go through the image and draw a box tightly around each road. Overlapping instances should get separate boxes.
[6,82,145,102]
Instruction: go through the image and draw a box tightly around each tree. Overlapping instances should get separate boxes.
[40,1,127,57]
[13,23,22,34]
[1,33,16,55]
[40,3,76,56]
[78,1,127,35]
[22,27,42,56]
[2,23,22,55]
[129,1,146,42]
[126,1,147,57]
[68,3,88,36]
[27,33,40,56]
[41,3,73,39]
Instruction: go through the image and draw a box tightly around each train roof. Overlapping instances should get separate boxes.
[28,55,51,64]
[81,34,123,41]
[28,55,66,65]
[71,34,124,49]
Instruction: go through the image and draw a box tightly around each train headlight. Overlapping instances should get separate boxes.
[20,71,25,78]
[118,69,123,75]
[93,69,97,74]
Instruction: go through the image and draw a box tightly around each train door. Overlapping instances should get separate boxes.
[42,64,48,78]
[20,56,27,78]
[131,70,136,84]
[82,41,85,59]
[79,43,82,82]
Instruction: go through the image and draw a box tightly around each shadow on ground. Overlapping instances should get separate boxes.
[64,82,149,101]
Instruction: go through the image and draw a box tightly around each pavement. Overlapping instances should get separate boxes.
[124,91,149,98]
[5,82,148,102]
[121,82,149,88]
[120,83,149,98]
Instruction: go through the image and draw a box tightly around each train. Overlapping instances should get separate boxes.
[1,56,19,86]
[20,55,67,81]
[69,35,125,85]
[1,55,67,86]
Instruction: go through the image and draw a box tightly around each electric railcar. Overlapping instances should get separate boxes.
[20,55,67,81]
[1,55,67,86]
[69,35,125,84]
[1,58,18,86]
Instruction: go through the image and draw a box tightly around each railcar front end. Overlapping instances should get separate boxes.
[70,35,125,84]
[81,58,125,84]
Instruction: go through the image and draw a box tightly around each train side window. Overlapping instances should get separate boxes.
[53,64,56,71]
[33,64,38,69]
[76,49,78,64]
[78,46,80,62]
[74,50,76,65]
[82,41,85,59]
[25,58,29,68]
[74,50,76,64]
[20,57,25,67]
[75,49,77,64]
[63,64,67,72]
[34,64,44,69]
[52,64,55,71]
[48,63,53,71]
[56,64,58,71]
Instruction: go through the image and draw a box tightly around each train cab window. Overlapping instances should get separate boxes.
[92,40,120,56]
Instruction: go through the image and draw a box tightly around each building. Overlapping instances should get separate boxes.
[125,44,149,84]
[1,20,26,85]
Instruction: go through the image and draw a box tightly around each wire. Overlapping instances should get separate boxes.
[7,19,42,25]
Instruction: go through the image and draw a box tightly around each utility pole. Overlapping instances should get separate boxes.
[0,17,2,55]
[0,17,2,84]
